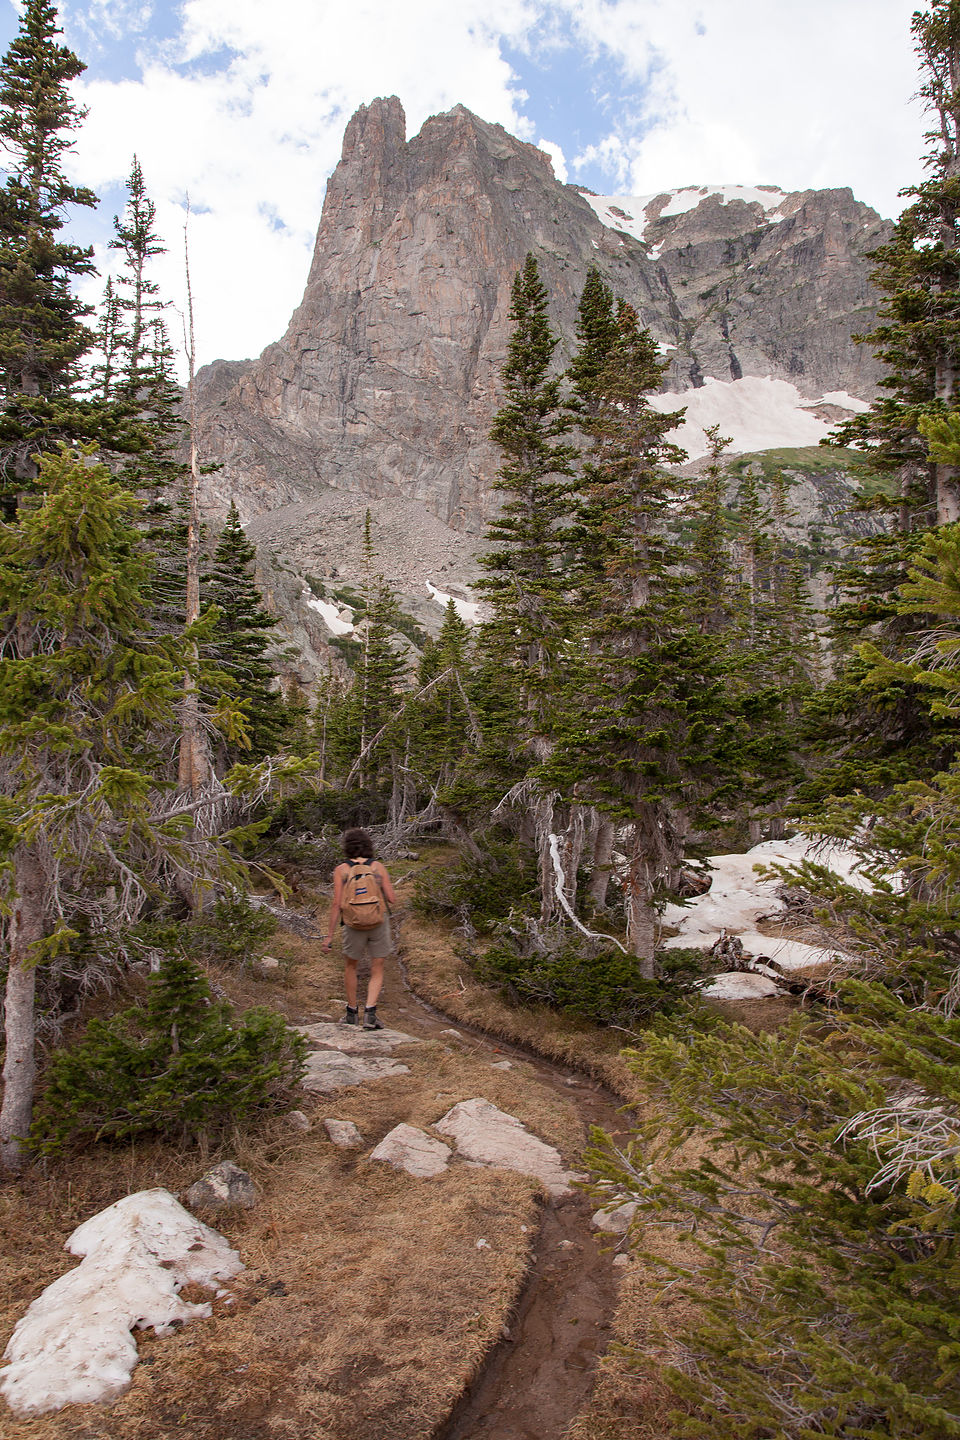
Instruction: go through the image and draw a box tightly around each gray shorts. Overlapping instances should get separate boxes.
[341,916,393,961]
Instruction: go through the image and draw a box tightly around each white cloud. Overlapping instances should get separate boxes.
[67,0,543,372]
[563,0,923,223]
[537,137,568,182]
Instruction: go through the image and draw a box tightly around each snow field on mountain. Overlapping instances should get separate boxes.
[582,186,790,244]
[648,375,865,459]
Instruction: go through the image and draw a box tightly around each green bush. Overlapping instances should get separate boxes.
[586,985,960,1437]
[32,953,306,1153]
[133,895,277,970]
[474,929,684,1026]
[412,838,537,933]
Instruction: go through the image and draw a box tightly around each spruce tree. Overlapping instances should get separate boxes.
[552,298,732,968]
[811,0,960,798]
[474,254,576,917]
[204,501,285,766]
[0,1,114,500]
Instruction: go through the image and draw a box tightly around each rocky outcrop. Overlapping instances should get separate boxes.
[194,98,890,536]
[189,99,891,681]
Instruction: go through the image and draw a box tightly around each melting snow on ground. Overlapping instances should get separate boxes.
[304,592,354,635]
[0,1189,243,1418]
[425,580,482,624]
[662,836,872,973]
[582,185,789,244]
[647,375,866,459]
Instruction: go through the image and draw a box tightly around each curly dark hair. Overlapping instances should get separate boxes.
[342,828,375,860]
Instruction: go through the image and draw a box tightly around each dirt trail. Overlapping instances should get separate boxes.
[385,951,631,1440]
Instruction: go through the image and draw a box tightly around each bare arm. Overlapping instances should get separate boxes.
[374,862,397,907]
[323,865,345,948]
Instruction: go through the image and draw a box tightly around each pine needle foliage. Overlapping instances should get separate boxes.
[32,951,306,1152]
[587,988,960,1438]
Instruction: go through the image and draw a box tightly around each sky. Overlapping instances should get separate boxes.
[0,0,927,376]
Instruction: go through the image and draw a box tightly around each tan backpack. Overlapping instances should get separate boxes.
[341,860,386,930]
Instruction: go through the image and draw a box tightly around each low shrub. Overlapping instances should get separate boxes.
[474,928,685,1027]
[412,838,537,933]
[32,953,306,1153]
[133,894,278,970]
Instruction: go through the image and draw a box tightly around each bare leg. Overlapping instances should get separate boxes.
[344,958,359,1008]
[366,956,385,1008]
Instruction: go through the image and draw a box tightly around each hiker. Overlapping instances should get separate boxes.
[322,828,397,1029]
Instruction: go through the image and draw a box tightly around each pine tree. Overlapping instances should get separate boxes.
[551,298,733,968]
[810,1,960,798]
[0,447,279,1170]
[475,254,576,734]
[474,255,577,917]
[0,1,114,501]
[204,501,285,766]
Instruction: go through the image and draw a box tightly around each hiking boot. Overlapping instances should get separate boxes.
[340,1006,359,1026]
[362,1008,384,1031]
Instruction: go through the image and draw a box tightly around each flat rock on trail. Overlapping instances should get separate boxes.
[295,944,629,1440]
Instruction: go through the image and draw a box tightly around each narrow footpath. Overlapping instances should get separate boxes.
[372,934,634,1440]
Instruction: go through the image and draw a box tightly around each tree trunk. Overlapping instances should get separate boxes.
[560,804,588,914]
[1,849,46,1172]
[625,809,668,979]
[588,816,615,911]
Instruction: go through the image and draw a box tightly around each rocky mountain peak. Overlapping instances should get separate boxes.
[191,100,893,683]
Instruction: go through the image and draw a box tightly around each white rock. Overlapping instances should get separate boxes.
[296,1022,420,1055]
[287,1110,311,1131]
[612,1253,631,1268]
[369,1124,452,1178]
[700,972,782,1000]
[323,1118,363,1147]
[476,1238,490,1249]
[440,1028,463,1039]
[258,956,281,972]
[301,1052,410,1094]
[490,1060,513,1071]
[592,1201,640,1234]
[0,1189,243,1417]
[435,1098,575,1197]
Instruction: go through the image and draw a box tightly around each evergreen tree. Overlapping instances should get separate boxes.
[474,255,577,917]
[0,447,267,1170]
[409,599,473,796]
[0,1,119,499]
[810,0,960,798]
[475,254,576,734]
[204,501,285,766]
[552,298,732,968]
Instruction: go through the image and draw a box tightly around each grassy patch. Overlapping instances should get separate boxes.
[727,445,866,476]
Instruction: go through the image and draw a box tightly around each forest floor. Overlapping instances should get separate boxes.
[0,849,802,1440]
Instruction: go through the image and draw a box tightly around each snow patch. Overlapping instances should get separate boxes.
[304,592,354,635]
[819,390,871,413]
[648,375,863,459]
[662,836,871,972]
[0,1189,243,1418]
[425,580,482,625]
[582,185,789,245]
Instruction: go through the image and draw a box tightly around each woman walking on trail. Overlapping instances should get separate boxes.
[322,828,397,1029]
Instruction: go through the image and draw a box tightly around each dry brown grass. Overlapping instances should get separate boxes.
[0,899,597,1440]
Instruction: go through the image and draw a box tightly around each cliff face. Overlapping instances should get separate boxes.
[194,97,890,534]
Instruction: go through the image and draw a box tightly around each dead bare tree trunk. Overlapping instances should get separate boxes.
[560,803,588,913]
[177,206,212,798]
[0,849,46,1172]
